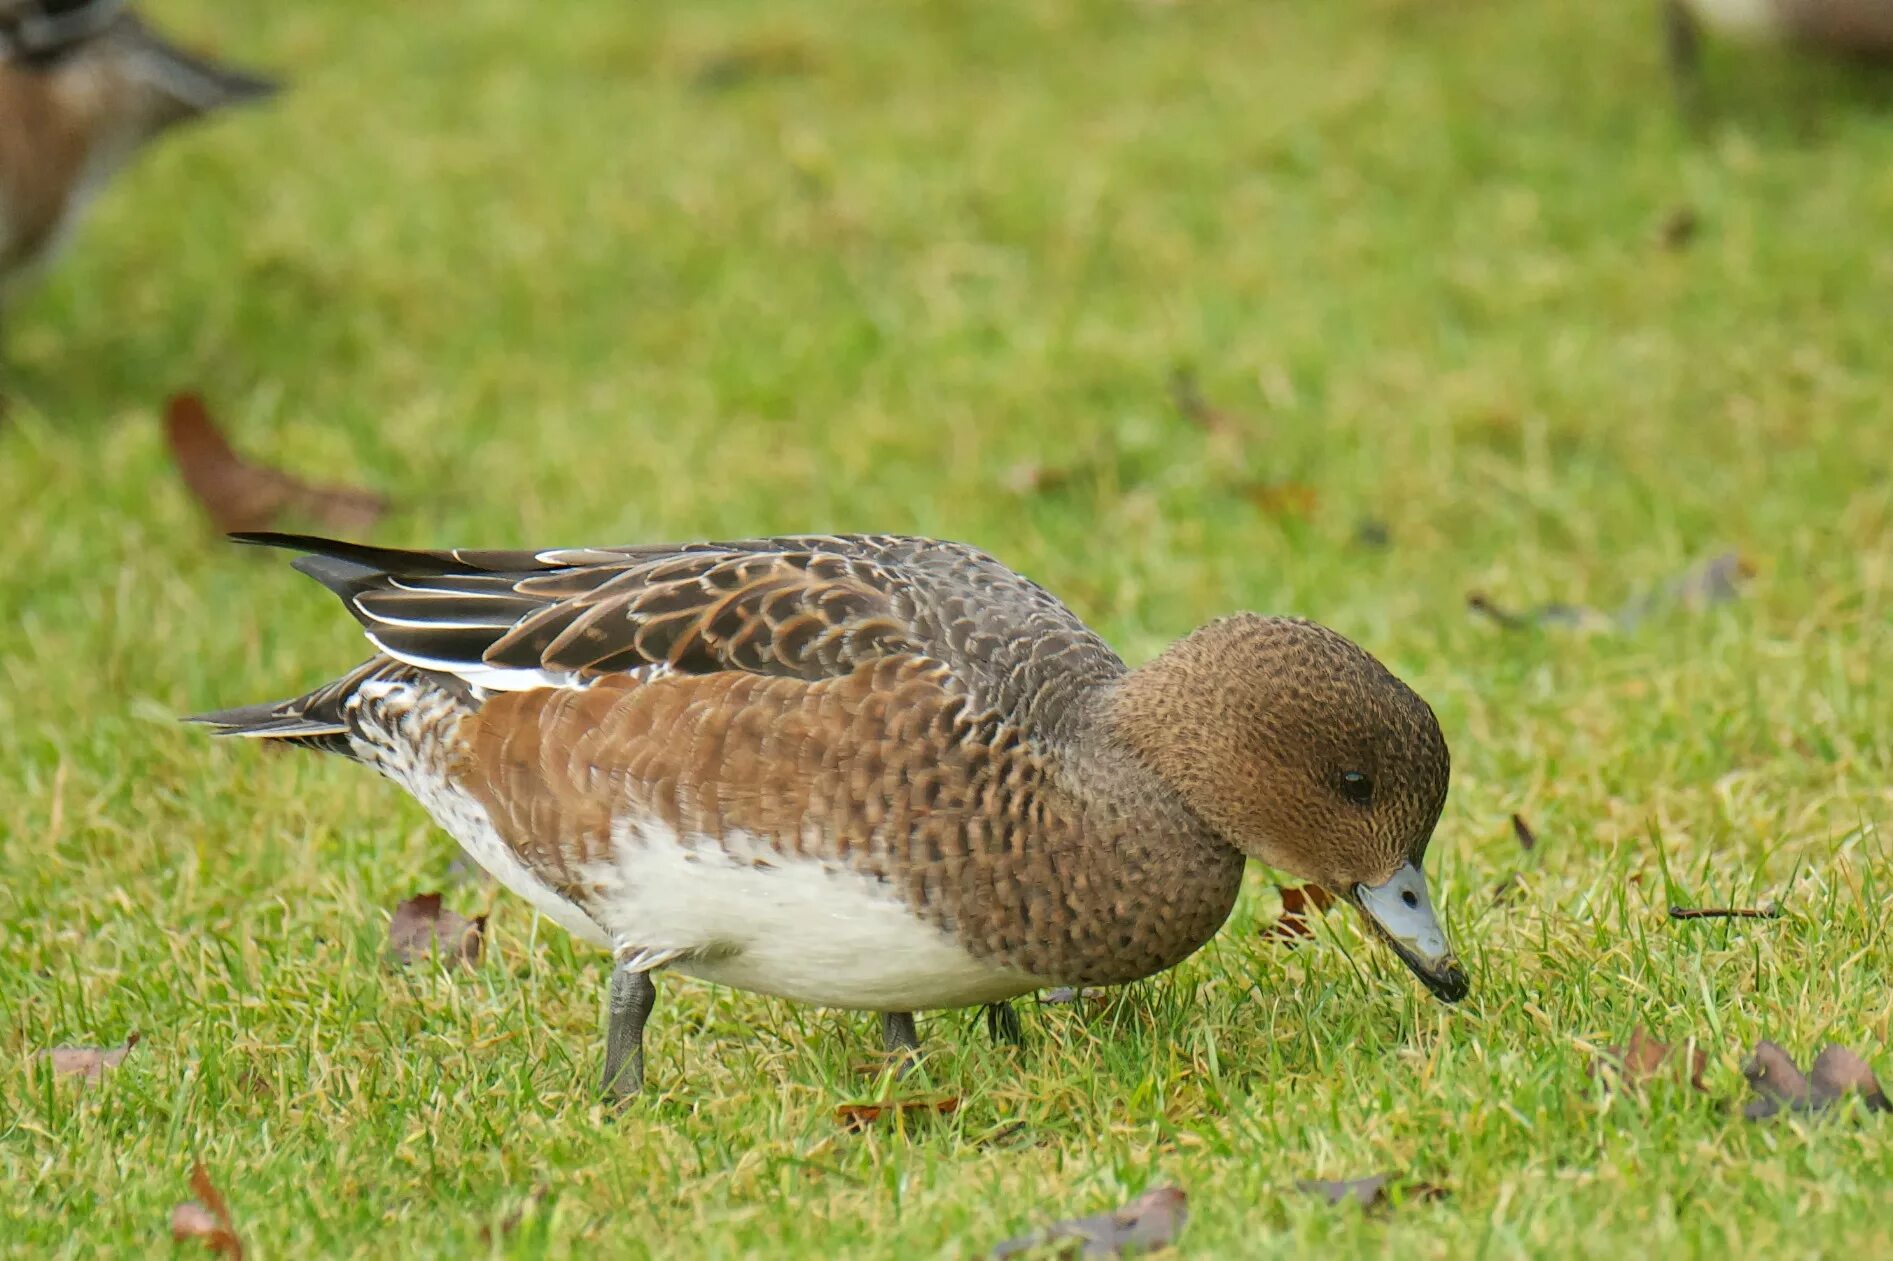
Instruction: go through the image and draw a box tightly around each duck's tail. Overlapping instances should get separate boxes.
[186,656,410,756]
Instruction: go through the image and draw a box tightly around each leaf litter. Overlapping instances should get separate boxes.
[387,893,486,968]
[1295,1174,1448,1210]
[163,391,387,535]
[1469,552,1750,632]
[1743,1041,1890,1120]
[834,1096,961,1133]
[1260,883,1337,943]
[38,1031,139,1082]
[1167,366,1241,438]
[1493,812,1539,905]
[171,1163,243,1258]
[990,1185,1187,1258]
[1590,1027,1708,1093]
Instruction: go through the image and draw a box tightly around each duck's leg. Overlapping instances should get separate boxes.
[1663,0,1704,118]
[984,1001,1024,1047]
[602,961,657,1100]
[881,1011,921,1072]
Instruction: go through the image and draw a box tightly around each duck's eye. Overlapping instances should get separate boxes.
[1338,770,1373,806]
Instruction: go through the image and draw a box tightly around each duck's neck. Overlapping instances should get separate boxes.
[1022,682,1245,986]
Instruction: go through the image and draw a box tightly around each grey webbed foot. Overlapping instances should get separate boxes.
[602,962,657,1100]
[984,1000,1024,1046]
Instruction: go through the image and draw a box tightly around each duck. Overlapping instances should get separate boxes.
[0,0,276,319]
[192,531,1468,1098]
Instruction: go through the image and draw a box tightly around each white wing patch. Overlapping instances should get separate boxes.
[363,635,579,693]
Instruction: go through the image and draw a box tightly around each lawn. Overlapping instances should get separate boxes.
[3,0,1891,1255]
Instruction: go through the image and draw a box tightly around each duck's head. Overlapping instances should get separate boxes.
[1113,614,1467,1003]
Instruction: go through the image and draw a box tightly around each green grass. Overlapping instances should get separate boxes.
[4,0,1892,1254]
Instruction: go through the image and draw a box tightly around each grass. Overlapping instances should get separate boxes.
[3,0,1892,1254]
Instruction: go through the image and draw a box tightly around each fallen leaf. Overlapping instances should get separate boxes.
[1744,1041,1890,1120]
[990,1185,1188,1258]
[1168,366,1241,436]
[171,1163,243,1258]
[1003,460,1074,496]
[834,1096,960,1132]
[39,1032,139,1082]
[1592,1027,1708,1092]
[692,38,818,92]
[1490,873,1527,906]
[1743,1040,1812,1119]
[1243,480,1319,520]
[1669,904,1780,921]
[1807,1045,1892,1112]
[1658,205,1699,251]
[387,892,486,968]
[1295,1174,1447,1210]
[1261,883,1337,943]
[1353,518,1392,550]
[163,391,387,535]
[1510,813,1537,851]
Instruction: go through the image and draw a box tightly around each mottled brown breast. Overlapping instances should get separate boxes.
[450,657,1244,986]
[0,62,95,273]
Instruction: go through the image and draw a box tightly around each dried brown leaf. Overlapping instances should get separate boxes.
[1261,883,1337,943]
[834,1096,960,1132]
[1003,461,1074,496]
[171,1163,243,1258]
[163,391,387,535]
[39,1031,139,1082]
[1510,813,1537,851]
[1295,1174,1446,1210]
[1745,1041,1891,1120]
[1168,367,1240,437]
[1593,1027,1707,1093]
[1658,205,1699,251]
[1743,1039,1813,1119]
[990,1185,1188,1258]
[1808,1045,1891,1112]
[387,892,486,968]
[1243,480,1319,519]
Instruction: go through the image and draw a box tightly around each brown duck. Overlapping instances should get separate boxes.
[194,532,1469,1097]
[0,0,276,314]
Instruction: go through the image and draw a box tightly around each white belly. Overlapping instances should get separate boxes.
[587,818,1043,1011]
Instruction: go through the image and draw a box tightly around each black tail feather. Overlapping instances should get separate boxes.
[185,656,416,756]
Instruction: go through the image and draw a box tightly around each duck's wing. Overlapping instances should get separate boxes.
[234,533,1124,729]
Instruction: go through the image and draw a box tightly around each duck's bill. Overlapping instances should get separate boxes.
[1352,863,1469,1003]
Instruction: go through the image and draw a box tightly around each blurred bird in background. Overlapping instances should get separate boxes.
[0,0,276,323]
[1667,0,1893,96]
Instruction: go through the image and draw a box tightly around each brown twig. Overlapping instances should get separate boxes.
[1668,904,1780,921]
